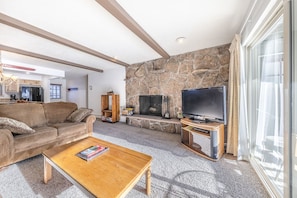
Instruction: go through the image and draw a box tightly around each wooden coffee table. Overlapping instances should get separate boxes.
[42,137,152,198]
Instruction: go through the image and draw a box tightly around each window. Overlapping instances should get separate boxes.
[50,84,61,99]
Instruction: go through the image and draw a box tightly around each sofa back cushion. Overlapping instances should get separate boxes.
[43,102,77,124]
[0,103,47,128]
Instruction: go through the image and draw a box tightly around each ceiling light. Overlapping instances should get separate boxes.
[176,37,186,44]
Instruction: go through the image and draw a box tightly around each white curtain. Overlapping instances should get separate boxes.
[237,45,249,161]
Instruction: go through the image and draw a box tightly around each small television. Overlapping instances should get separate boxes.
[181,86,227,125]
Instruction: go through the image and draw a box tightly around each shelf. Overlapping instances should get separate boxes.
[101,116,113,122]
[180,118,224,161]
[181,118,222,131]
[101,94,120,123]
[182,126,210,137]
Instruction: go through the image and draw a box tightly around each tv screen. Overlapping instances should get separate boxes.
[182,86,227,125]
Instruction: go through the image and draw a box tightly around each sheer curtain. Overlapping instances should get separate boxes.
[237,46,250,161]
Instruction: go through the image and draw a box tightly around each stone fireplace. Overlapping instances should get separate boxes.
[126,44,230,118]
[125,43,230,133]
[139,95,163,116]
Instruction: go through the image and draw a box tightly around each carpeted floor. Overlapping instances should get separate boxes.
[0,121,270,198]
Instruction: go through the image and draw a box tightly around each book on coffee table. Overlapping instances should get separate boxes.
[76,145,109,161]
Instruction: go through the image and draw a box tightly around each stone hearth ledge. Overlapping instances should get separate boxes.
[126,115,181,134]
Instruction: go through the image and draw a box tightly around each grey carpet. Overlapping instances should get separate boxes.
[0,121,270,198]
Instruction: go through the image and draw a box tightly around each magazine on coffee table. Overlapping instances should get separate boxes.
[76,145,109,161]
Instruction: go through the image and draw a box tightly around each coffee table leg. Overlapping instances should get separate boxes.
[44,157,52,184]
[146,166,151,195]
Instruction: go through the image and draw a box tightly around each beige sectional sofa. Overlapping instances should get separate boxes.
[0,102,96,168]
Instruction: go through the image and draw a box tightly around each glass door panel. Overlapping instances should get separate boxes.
[249,17,284,195]
[292,1,297,197]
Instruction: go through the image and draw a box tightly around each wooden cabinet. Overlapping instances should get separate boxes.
[180,118,224,161]
[101,94,120,123]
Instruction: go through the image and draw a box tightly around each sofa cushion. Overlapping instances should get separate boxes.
[43,102,77,124]
[50,122,86,137]
[14,126,58,152]
[0,103,47,128]
[67,108,93,122]
[0,117,35,134]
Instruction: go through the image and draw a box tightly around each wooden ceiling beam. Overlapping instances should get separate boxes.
[0,45,104,73]
[0,13,129,67]
[96,0,170,59]
[2,64,36,71]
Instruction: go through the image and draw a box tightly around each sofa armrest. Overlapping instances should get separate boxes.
[83,114,96,135]
[0,129,14,167]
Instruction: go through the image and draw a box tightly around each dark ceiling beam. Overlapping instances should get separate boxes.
[0,45,104,73]
[0,13,129,67]
[96,0,170,59]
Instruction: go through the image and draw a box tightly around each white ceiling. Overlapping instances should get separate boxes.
[0,0,254,78]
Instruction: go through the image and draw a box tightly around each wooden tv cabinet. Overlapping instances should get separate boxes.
[180,118,224,161]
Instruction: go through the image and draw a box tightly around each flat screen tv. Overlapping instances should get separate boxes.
[182,86,227,125]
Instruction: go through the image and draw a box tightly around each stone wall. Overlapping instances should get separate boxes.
[126,115,181,133]
[126,44,230,118]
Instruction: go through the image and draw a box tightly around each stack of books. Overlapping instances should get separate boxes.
[76,145,109,161]
[122,107,134,116]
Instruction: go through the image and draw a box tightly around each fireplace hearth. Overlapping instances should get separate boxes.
[139,95,163,117]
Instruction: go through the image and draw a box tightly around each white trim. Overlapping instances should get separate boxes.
[242,0,283,46]
[240,0,258,34]
[283,0,293,197]
[250,157,281,198]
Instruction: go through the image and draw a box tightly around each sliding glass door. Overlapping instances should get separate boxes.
[249,16,284,196]
[292,1,297,197]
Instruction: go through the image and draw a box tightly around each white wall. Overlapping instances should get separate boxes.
[41,76,50,103]
[66,76,87,108]
[0,67,126,118]
[88,67,126,118]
